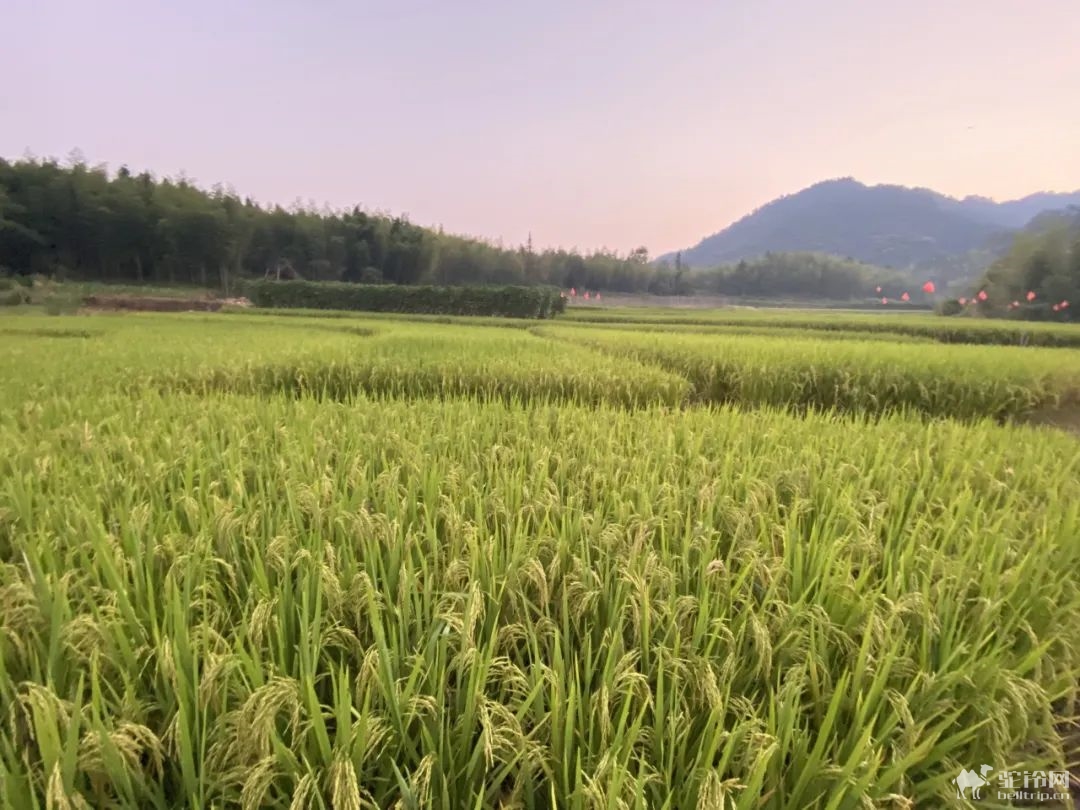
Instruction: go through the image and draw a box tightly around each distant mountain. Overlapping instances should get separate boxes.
[1020,205,1080,234]
[662,179,1080,278]
[953,193,1080,229]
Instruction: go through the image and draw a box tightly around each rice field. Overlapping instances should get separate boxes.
[563,307,1080,347]
[535,324,1080,421]
[2,310,1080,809]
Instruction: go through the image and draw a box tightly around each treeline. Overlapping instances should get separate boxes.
[677,252,914,300]
[966,210,1080,320]
[1,156,917,301]
[0,157,665,293]
[632,250,916,300]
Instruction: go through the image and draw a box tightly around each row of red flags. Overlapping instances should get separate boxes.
[877,283,1068,310]
[877,281,936,303]
[562,288,600,300]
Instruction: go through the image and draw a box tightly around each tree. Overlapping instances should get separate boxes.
[974,216,1080,320]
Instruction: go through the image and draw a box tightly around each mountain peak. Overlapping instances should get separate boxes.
[661,180,1080,274]
[809,177,863,189]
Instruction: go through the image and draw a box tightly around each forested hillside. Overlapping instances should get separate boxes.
[0,157,664,293]
[684,252,912,299]
[972,207,1080,319]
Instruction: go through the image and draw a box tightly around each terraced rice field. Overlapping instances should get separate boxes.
[2,310,1080,809]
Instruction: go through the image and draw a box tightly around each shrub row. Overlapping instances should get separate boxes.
[244,280,566,318]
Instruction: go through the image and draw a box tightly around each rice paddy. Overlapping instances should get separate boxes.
[2,309,1080,809]
[534,324,1080,420]
[562,307,1080,347]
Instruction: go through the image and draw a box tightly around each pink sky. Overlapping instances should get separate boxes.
[2,0,1079,255]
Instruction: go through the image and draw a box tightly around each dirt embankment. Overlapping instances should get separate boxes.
[81,295,251,312]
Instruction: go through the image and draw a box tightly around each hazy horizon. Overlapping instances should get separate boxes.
[4,0,1079,255]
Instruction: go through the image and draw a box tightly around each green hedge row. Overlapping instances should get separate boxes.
[244,281,566,319]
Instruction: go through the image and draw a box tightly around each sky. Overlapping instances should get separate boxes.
[3,0,1079,256]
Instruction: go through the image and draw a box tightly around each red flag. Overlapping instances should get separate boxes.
[922,281,936,294]
[1026,291,1036,301]
[1061,300,1070,309]
[901,292,910,302]
[977,290,988,301]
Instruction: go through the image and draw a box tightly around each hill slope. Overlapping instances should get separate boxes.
[664,179,1080,274]
[952,192,1080,229]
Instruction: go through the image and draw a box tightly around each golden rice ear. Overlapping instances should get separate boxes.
[326,753,365,810]
[287,772,318,810]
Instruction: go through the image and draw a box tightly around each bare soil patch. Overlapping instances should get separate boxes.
[81,294,251,313]
[1023,405,1080,436]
